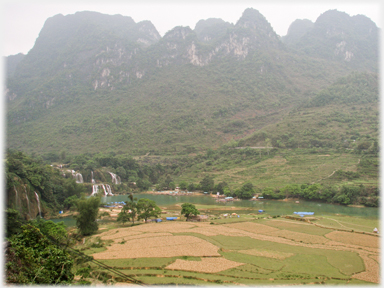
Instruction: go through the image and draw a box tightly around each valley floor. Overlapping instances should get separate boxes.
[78,211,380,285]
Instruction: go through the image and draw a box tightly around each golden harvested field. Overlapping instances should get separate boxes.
[165,257,244,273]
[93,235,221,259]
[325,231,379,248]
[352,252,380,283]
[224,222,280,234]
[124,222,196,233]
[188,224,253,237]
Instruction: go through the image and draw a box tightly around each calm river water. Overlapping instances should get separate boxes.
[52,192,378,227]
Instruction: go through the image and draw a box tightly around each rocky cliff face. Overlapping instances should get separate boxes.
[8,179,43,220]
[6,8,377,97]
[284,10,378,70]
[151,8,283,68]
[9,11,161,94]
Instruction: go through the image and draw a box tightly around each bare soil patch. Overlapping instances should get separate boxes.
[166,257,244,273]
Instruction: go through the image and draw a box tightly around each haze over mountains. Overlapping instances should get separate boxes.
[5,8,379,156]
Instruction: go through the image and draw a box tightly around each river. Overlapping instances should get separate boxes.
[52,192,378,227]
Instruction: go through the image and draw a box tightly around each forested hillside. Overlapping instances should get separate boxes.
[5,8,378,156]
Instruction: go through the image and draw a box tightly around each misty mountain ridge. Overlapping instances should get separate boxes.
[5,8,379,156]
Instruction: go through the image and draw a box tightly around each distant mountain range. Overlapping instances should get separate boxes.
[5,8,379,156]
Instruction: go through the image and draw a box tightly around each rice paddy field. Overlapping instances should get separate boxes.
[75,203,380,285]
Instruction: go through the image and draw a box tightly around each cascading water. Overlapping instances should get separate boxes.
[71,170,83,183]
[108,172,121,185]
[13,185,19,208]
[75,173,83,183]
[91,184,113,196]
[101,185,108,196]
[91,171,96,184]
[24,186,31,217]
[92,185,99,196]
[105,184,114,196]
[34,191,41,218]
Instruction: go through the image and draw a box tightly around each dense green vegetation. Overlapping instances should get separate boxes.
[75,196,101,235]
[261,183,378,207]
[6,9,378,155]
[5,210,74,284]
[181,203,200,221]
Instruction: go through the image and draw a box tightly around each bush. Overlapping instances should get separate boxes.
[75,196,101,235]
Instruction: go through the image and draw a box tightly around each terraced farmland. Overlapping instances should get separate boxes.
[79,216,379,285]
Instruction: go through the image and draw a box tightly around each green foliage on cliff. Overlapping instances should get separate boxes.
[5,215,74,284]
[6,150,85,217]
[6,9,378,156]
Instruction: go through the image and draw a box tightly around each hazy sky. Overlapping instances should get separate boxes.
[2,0,382,57]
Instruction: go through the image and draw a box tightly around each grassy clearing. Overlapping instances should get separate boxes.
[180,151,373,191]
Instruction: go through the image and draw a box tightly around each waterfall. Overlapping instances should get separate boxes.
[75,173,83,183]
[34,191,41,218]
[105,184,114,196]
[91,171,96,184]
[101,185,108,196]
[24,186,31,216]
[91,185,99,196]
[13,185,19,208]
[25,194,31,216]
[91,184,113,196]
[70,170,83,183]
[109,172,121,184]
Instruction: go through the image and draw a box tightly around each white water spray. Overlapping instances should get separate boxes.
[91,184,113,196]
[14,185,19,208]
[75,173,83,183]
[91,185,99,196]
[70,170,83,183]
[24,187,31,216]
[105,184,114,196]
[34,191,41,218]
[108,172,121,184]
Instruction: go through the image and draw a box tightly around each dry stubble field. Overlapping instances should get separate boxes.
[87,218,379,285]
